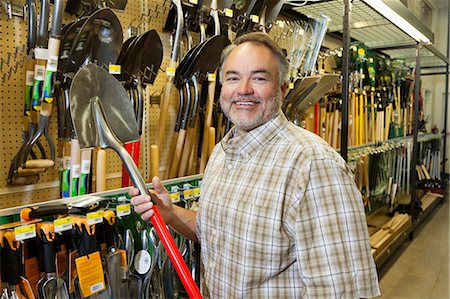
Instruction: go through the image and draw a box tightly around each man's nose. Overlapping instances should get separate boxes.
[237,79,253,95]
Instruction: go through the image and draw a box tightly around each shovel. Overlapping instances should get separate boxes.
[69,63,202,299]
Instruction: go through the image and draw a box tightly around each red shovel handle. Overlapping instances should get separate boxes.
[150,206,202,298]
[122,143,133,187]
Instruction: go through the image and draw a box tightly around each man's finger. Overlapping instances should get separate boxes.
[141,209,155,221]
[133,201,153,214]
[129,187,140,197]
[152,176,167,194]
[130,195,151,206]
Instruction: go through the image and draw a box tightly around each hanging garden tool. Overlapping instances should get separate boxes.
[19,0,65,171]
[172,35,230,177]
[117,30,163,187]
[37,223,69,299]
[61,7,123,195]
[154,0,184,179]
[70,63,202,298]
[7,0,44,186]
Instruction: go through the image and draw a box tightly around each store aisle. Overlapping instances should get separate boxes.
[376,198,449,299]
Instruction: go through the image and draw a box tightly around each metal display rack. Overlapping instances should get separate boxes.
[292,0,448,268]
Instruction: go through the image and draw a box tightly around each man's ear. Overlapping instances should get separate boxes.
[281,83,288,98]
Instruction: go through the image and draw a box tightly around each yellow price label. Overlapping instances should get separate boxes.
[109,64,121,75]
[54,217,72,233]
[166,67,176,76]
[358,48,365,56]
[224,8,233,17]
[184,189,194,199]
[87,211,104,225]
[116,204,131,217]
[44,97,54,104]
[189,0,198,4]
[170,192,180,202]
[289,82,294,89]
[250,14,259,23]
[193,187,201,198]
[208,73,216,82]
[14,224,36,241]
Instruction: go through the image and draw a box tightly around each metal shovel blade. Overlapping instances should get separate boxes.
[42,276,69,299]
[70,63,139,149]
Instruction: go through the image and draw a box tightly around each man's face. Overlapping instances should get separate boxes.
[220,42,284,135]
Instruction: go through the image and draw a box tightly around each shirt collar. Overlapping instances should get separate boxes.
[221,112,289,160]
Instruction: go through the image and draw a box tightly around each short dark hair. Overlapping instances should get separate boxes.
[220,32,289,87]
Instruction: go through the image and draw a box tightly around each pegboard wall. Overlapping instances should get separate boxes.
[0,0,183,208]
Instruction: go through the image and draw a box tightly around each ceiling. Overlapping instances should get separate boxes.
[291,0,448,72]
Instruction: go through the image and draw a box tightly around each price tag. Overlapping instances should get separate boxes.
[116,204,131,217]
[75,251,106,297]
[208,73,216,82]
[188,0,198,4]
[64,156,71,169]
[193,187,201,198]
[47,55,58,72]
[81,159,91,174]
[15,224,36,241]
[224,8,233,17]
[87,211,104,225]
[109,64,121,75]
[250,14,259,23]
[54,217,72,233]
[34,65,45,81]
[169,192,180,202]
[26,71,34,86]
[166,67,176,77]
[72,164,80,178]
[289,82,294,89]
[183,189,194,200]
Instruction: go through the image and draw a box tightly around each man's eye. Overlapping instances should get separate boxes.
[254,77,267,81]
[226,77,238,81]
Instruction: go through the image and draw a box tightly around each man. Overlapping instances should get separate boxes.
[131,32,380,298]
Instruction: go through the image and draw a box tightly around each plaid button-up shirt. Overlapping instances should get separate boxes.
[197,112,380,298]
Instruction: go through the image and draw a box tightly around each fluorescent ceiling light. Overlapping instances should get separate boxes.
[362,0,433,44]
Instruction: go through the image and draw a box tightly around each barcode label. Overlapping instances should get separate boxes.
[34,65,45,80]
[57,158,63,171]
[81,160,91,174]
[54,223,72,233]
[14,224,36,241]
[47,56,58,72]
[72,164,81,178]
[64,157,71,168]
[116,204,131,217]
[250,14,259,23]
[26,71,34,86]
[90,282,104,293]
[224,8,233,17]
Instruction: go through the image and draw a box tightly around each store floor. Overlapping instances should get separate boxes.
[376,198,449,299]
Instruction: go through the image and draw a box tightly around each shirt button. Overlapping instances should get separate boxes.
[227,164,232,170]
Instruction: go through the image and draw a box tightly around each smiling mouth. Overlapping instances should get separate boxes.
[232,100,260,106]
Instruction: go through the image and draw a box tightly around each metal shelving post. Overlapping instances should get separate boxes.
[443,3,450,189]
[340,0,352,162]
[410,42,422,219]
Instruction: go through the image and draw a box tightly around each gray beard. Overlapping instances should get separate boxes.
[220,90,283,133]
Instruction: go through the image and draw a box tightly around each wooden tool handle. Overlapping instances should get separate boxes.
[169,129,186,179]
[150,145,159,178]
[24,159,54,168]
[96,149,106,192]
